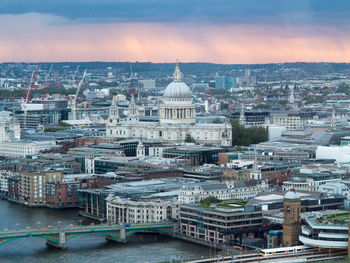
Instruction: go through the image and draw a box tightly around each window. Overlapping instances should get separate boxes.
[286,205,291,215]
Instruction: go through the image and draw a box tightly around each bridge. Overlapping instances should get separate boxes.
[0,222,175,249]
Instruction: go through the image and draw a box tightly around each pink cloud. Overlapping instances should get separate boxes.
[0,13,350,63]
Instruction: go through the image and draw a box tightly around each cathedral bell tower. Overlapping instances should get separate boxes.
[137,138,145,157]
[108,99,120,126]
[127,94,139,121]
[283,189,301,247]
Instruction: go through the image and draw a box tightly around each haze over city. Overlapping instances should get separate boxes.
[1,0,350,63]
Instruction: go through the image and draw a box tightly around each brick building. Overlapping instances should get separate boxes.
[19,171,63,206]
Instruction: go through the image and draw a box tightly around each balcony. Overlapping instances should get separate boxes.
[299,235,348,249]
[318,231,348,239]
[306,218,348,231]
[301,225,311,235]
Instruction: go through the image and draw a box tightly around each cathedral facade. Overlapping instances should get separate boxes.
[106,64,232,146]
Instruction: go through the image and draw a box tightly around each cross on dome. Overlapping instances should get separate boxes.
[173,61,183,82]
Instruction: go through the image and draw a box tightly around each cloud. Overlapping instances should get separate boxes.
[0,0,350,27]
[0,13,350,63]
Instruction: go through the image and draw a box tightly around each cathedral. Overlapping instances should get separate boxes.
[106,64,232,146]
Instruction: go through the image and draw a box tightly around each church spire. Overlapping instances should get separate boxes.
[173,61,183,82]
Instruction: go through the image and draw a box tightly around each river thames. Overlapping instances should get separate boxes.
[0,199,210,263]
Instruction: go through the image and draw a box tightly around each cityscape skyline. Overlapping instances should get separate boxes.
[1,1,350,63]
[2,1,350,262]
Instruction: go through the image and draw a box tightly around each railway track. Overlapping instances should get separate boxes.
[186,250,347,263]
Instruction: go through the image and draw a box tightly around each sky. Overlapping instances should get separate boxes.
[1,0,350,64]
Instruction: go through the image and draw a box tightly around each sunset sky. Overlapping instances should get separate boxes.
[1,0,350,63]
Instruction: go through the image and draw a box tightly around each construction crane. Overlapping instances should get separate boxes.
[129,65,133,79]
[24,66,40,103]
[45,64,53,85]
[71,65,80,88]
[71,70,87,120]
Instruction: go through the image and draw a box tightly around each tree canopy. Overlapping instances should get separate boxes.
[253,104,272,110]
[185,134,195,143]
[230,119,268,146]
[200,196,221,206]
[212,117,223,124]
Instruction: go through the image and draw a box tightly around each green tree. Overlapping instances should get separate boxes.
[253,104,272,110]
[58,121,72,127]
[200,196,221,206]
[230,119,245,146]
[212,117,223,124]
[230,119,268,146]
[44,127,65,132]
[185,134,195,143]
[336,83,350,95]
[278,100,288,106]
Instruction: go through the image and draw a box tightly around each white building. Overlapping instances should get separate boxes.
[299,211,349,249]
[319,182,349,198]
[148,145,173,158]
[106,64,232,146]
[282,174,342,192]
[316,145,350,162]
[106,196,178,223]
[178,180,269,204]
[84,152,95,174]
[114,94,127,102]
[0,140,57,158]
[0,112,20,142]
[139,79,156,89]
[0,171,15,195]
[268,113,304,131]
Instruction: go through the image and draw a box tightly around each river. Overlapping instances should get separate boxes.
[0,199,210,263]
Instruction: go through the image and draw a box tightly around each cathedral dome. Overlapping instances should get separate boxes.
[163,63,192,98]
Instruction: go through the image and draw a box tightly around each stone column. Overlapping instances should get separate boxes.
[119,225,126,243]
[46,229,67,249]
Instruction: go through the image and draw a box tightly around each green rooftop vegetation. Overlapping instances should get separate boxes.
[199,196,248,210]
[317,213,349,225]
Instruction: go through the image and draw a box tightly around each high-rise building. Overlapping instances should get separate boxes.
[237,68,256,87]
[215,76,236,90]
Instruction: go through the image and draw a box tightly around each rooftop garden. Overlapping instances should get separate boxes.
[199,196,248,210]
[316,213,349,225]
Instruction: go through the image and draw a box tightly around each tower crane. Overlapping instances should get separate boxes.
[130,65,133,79]
[24,66,40,103]
[71,70,87,120]
[45,64,53,85]
[71,65,80,88]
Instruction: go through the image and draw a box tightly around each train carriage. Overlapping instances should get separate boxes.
[260,245,312,256]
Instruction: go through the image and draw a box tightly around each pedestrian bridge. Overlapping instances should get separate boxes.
[0,222,175,249]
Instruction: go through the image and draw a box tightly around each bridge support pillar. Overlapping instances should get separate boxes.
[106,226,127,244]
[46,230,67,249]
[172,225,176,238]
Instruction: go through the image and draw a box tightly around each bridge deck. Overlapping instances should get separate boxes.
[0,223,175,239]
